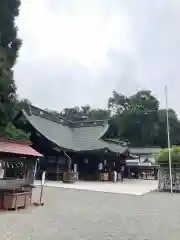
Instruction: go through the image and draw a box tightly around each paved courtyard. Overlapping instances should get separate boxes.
[35,179,158,195]
[0,184,180,239]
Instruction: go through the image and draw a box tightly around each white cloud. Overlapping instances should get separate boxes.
[16,0,131,68]
[15,0,180,114]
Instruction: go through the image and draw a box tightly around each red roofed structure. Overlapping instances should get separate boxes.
[0,138,43,157]
[0,138,43,186]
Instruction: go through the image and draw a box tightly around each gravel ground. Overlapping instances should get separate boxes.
[0,186,180,240]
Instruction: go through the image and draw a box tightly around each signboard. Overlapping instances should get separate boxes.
[41,171,46,186]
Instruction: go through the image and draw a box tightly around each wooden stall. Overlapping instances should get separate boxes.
[0,138,42,210]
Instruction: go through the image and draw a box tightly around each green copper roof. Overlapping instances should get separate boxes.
[21,105,127,154]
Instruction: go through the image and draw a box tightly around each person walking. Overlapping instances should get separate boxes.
[113,169,117,183]
[0,161,5,179]
[120,165,124,182]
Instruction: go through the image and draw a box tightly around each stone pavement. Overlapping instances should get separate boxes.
[35,179,158,195]
[0,186,180,239]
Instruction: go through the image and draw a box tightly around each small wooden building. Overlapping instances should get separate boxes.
[129,147,161,162]
[0,138,42,180]
[124,147,160,179]
[0,138,42,210]
[14,105,131,181]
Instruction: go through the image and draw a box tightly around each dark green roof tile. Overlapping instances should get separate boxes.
[21,105,127,154]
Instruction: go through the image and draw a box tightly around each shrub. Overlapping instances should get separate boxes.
[156,147,180,164]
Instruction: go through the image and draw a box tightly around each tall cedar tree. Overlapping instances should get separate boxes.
[0,0,21,135]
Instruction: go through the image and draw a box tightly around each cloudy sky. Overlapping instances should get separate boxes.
[15,0,180,113]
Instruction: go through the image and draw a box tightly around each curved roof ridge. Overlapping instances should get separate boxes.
[69,120,108,128]
[26,105,73,125]
[103,138,128,146]
[16,109,127,154]
[22,109,77,151]
[71,119,107,124]
[98,139,128,154]
[98,124,109,139]
[25,105,109,128]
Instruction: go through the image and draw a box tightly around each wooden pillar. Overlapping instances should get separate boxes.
[26,158,36,185]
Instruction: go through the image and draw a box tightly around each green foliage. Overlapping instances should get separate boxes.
[107,90,180,147]
[156,147,180,164]
[0,67,17,125]
[13,98,31,116]
[0,1,29,140]
[0,0,22,67]
[5,122,30,140]
[48,105,110,121]
[108,90,159,145]
[45,89,180,148]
